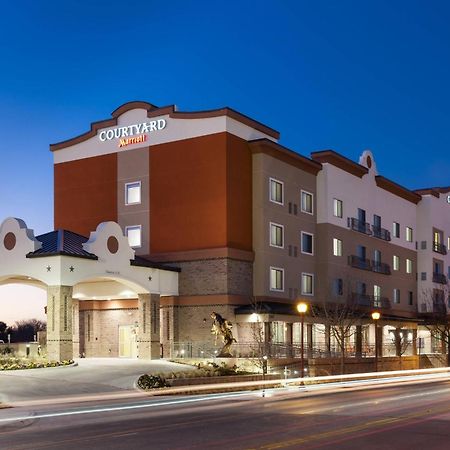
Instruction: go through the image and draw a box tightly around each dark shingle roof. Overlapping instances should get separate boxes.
[27,230,98,260]
[130,256,181,272]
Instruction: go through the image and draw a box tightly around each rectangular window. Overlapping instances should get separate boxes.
[333,238,342,256]
[373,214,381,229]
[269,178,283,205]
[270,222,284,248]
[270,267,284,291]
[421,272,427,281]
[301,273,314,295]
[125,181,141,205]
[125,225,142,248]
[406,227,413,242]
[374,249,381,264]
[393,255,400,271]
[358,208,366,223]
[393,222,400,238]
[301,232,314,255]
[408,291,413,306]
[406,259,413,274]
[333,198,343,218]
[393,288,400,304]
[301,190,314,214]
[333,278,343,296]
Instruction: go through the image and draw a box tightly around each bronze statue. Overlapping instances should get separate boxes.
[210,312,237,357]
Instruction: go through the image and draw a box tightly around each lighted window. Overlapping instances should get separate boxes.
[406,259,413,274]
[301,273,314,295]
[269,178,283,205]
[374,285,381,307]
[270,223,284,248]
[270,267,284,291]
[393,288,400,304]
[393,255,400,271]
[301,191,313,214]
[333,238,342,256]
[125,181,141,205]
[393,222,400,238]
[333,198,343,218]
[125,225,142,248]
[406,227,413,242]
[301,232,314,255]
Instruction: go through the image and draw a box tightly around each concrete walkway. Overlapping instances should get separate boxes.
[0,358,193,403]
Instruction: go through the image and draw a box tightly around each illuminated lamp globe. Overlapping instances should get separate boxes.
[297,302,308,314]
[371,311,381,321]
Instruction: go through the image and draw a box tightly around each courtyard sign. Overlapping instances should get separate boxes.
[98,119,167,147]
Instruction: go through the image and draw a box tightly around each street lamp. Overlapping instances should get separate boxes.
[371,311,381,372]
[297,301,309,378]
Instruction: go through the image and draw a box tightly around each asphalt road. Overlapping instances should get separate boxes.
[2,376,450,449]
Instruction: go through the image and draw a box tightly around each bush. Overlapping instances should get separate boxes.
[0,357,73,371]
[137,374,169,390]
[0,347,13,355]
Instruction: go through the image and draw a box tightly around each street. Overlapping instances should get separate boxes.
[2,374,450,449]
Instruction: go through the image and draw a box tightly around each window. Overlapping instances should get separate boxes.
[269,178,283,205]
[393,255,400,271]
[406,259,413,274]
[333,199,343,218]
[374,285,381,306]
[374,249,381,264]
[406,227,413,242]
[408,291,414,306]
[333,238,342,256]
[421,272,427,281]
[270,267,284,291]
[357,245,366,260]
[358,208,366,223]
[373,214,381,229]
[333,278,343,296]
[270,223,284,248]
[125,225,142,248]
[301,190,313,214]
[125,181,141,205]
[301,273,314,295]
[393,289,400,304]
[393,222,400,238]
[301,232,314,255]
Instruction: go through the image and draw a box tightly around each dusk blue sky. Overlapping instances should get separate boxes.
[1,0,450,235]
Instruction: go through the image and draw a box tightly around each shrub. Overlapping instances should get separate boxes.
[137,374,169,390]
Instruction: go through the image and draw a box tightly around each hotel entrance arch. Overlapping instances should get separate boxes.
[0,218,179,361]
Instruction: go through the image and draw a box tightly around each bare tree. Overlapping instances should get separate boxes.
[421,284,450,366]
[248,297,270,373]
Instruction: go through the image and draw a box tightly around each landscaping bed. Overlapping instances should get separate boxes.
[0,356,74,371]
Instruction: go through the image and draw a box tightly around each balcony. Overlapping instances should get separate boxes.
[348,255,372,271]
[371,261,391,275]
[372,226,391,242]
[350,293,391,309]
[433,272,447,284]
[433,302,447,315]
[348,218,372,235]
[433,241,447,255]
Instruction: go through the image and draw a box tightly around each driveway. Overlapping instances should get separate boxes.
[0,358,192,403]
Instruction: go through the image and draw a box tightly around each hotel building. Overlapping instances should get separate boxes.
[1,100,449,361]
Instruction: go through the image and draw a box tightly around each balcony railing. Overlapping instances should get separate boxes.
[348,255,372,271]
[433,241,447,255]
[372,226,391,242]
[433,302,447,315]
[433,272,447,284]
[348,217,372,235]
[350,293,391,309]
[371,261,391,275]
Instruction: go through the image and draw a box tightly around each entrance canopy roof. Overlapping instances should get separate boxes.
[0,218,179,298]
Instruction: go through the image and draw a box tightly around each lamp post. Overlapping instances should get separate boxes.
[297,302,308,378]
[371,311,381,372]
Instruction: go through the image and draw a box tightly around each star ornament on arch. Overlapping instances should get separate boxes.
[69,266,75,272]
[46,265,51,272]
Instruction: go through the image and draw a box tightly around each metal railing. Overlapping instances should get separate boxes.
[433,241,447,255]
[348,255,372,271]
[350,293,391,309]
[432,272,447,284]
[372,226,391,241]
[348,217,372,235]
[433,302,447,314]
[372,261,391,275]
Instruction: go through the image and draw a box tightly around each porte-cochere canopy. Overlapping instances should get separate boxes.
[0,218,179,360]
